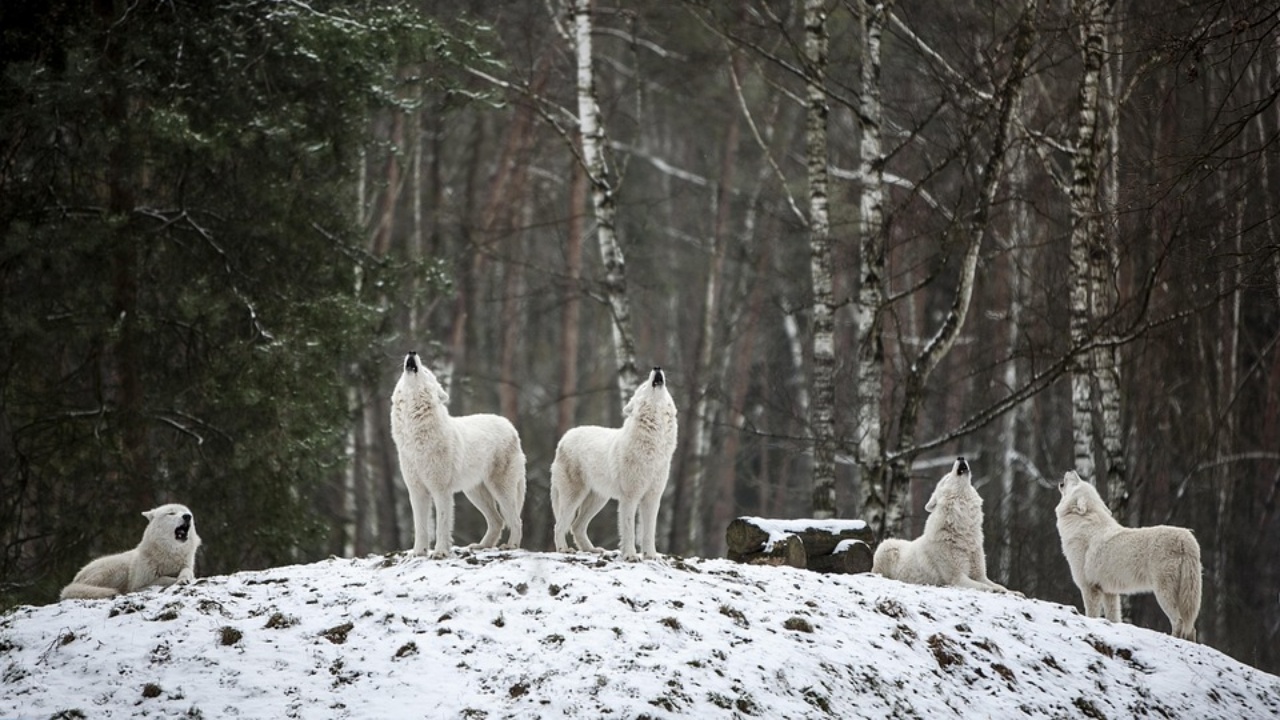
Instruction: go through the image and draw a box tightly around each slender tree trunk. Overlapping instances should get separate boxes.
[804,0,837,519]
[888,0,1036,536]
[558,147,587,439]
[1095,14,1127,516]
[444,119,486,400]
[710,241,770,558]
[343,147,369,557]
[853,0,892,532]
[686,52,744,552]
[998,90,1034,585]
[573,0,639,410]
[95,0,151,511]
[1068,0,1111,487]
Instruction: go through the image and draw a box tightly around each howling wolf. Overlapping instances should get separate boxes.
[872,457,1014,594]
[1056,470,1201,641]
[550,367,678,561]
[61,504,201,600]
[390,351,527,558]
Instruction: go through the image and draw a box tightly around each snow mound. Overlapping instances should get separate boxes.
[2,552,1277,718]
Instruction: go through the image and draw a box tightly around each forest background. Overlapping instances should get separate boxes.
[2,0,1277,674]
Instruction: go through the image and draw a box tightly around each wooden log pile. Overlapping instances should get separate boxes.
[725,516,876,574]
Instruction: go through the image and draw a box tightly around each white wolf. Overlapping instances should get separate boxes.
[1055,470,1201,641]
[551,367,678,561]
[60,504,201,600]
[390,351,526,558]
[872,457,1013,593]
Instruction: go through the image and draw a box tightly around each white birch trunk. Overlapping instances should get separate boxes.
[889,0,1036,537]
[1068,0,1110,486]
[853,0,892,532]
[998,89,1034,585]
[783,313,810,421]
[999,148,1028,587]
[572,0,639,411]
[1096,15,1127,515]
[804,0,837,519]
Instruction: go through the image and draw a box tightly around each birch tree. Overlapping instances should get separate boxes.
[571,0,640,410]
[1067,0,1116,500]
[853,0,892,532]
[886,0,1039,534]
[804,0,838,519]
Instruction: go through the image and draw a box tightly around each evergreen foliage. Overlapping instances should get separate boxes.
[0,0,483,605]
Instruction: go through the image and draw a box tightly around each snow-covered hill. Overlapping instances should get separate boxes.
[2,551,1277,719]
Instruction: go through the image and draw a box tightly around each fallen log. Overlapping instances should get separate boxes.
[726,517,876,575]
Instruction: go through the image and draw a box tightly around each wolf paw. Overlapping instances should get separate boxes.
[428,549,451,560]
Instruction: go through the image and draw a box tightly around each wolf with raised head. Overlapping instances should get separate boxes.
[390,351,526,558]
[1056,470,1201,641]
[872,457,1013,594]
[60,504,201,600]
[551,367,678,561]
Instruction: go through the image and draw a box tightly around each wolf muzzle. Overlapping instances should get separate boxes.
[175,514,192,542]
[956,456,969,476]
[652,367,665,387]
[404,351,420,373]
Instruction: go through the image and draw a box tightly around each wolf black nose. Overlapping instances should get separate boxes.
[652,367,664,386]
[182,514,191,522]
[956,456,969,475]
[404,352,419,373]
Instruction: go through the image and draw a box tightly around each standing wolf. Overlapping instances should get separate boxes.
[390,351,526,558]
[1055,470,1201,641]
[60,504,200,600]
[872,457,1013,593]
[551,367,678,561]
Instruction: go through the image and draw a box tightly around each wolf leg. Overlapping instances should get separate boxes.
[571,491,609,553]
[637,486,664,559]
[617,496,641,561]
[464,483,503,549]
[429,490,455,559]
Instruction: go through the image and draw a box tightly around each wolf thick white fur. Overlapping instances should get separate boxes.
[1055,470,1201,641]
[551,367,678,561]
[390,351,526,559]
[60,504,200,600]
[872,458,1013,594]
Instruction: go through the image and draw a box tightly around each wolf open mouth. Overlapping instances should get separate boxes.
[175,517,192,542]
[652,367,665,387]
[404,351,420,373]
[956,457,969,476]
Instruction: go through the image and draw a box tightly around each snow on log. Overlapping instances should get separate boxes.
[725,517,876,574]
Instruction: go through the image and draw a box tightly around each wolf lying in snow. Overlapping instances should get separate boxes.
[60,504,201,600]
[390,351,526,558]
[1056,470,1201,641]
[873,457,1014,594]
[551,367,678,561]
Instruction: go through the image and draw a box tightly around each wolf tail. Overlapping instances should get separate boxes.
[872,540,903,579]
[1171,534,1202,642]
[60,583,122,601]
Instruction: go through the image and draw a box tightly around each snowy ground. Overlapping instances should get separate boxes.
[2,551,1277,719]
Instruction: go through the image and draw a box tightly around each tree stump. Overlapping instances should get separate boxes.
[725,517,876,575]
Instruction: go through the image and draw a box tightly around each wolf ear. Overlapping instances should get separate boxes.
[436,387,450,406]
[1072,496,1089,515]
[622,395,636,418]
[142,509,155,521]
[925,497,937,513]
